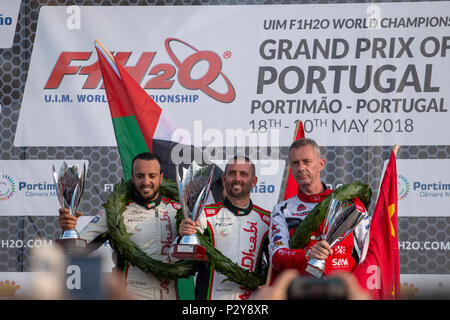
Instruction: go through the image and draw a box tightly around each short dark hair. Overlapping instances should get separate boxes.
[289,138,321,157]
[224,155,256,176]
[131,152,162,173]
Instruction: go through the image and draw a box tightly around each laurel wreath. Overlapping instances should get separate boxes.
[103,179,266,290]
[289,180,372,250]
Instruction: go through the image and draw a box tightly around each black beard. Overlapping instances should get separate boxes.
[225,183,246,199]
[133,185,159,202]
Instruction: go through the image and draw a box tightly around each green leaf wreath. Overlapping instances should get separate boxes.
[289,180,372,249]
[103,178,371,289]
[103,179,265,290]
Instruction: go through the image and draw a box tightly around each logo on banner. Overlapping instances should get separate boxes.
[44,38,236,104]
[0,174,16,201]
[397,174,410,201]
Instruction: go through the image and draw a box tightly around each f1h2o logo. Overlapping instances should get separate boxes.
[44,38,236,103]
[165,38,235,103]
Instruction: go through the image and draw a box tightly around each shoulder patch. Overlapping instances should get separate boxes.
[253,205,271,226]
[161,197,181,210]
[204,202,224,217]
[353,197,366,212]
[257,211,271,226]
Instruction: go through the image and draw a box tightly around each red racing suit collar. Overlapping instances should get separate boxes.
[297,183,333,203]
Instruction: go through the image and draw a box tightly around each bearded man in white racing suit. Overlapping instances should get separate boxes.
[269,138,371,282]
[178,156,270,300]
[58,152,181,300]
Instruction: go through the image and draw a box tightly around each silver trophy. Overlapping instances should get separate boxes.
[172,161,215,260]
[305,196,366,278]
[52,162,86,241]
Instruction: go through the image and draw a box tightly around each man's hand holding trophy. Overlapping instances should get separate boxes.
[305,196,366,278]
[172,161,215,261]
[53,161,88,254]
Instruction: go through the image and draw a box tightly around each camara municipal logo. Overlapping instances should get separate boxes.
[397,174,410,201]
[0,174,16,201]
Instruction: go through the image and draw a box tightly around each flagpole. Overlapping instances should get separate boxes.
[94,39,115,62]
[392,144,399,156]
[392,143,400,300]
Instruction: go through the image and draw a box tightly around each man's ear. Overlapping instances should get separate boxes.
[319,158,326,172]
[251,176,258,189]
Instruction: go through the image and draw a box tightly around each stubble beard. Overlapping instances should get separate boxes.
[137,184,160,201]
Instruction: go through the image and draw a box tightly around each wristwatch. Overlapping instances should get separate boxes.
[305,249,311,262]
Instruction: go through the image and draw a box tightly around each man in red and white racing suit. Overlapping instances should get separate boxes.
[269,139,370,280]
[58,152,181,299]
[179,156,270,300]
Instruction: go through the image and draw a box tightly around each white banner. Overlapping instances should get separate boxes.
[0,0,21,49]
[382,159,450,217]
[0,272,34,299]
[400,274,450,299]
[14,3,450,147]
[0,160,89,216]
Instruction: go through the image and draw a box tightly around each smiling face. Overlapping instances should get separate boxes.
[131,159,163,201]
[222,159,257,202]
[289,144,325,195]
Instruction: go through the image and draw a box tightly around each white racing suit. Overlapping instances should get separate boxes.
[79,193,181,300]
[269,184,371,281]
[195,197,270,300]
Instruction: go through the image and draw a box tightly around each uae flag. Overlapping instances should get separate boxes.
[95,40,224,300]
[353,150,400,300]
[94,40,193,181]
[282,120,305,200]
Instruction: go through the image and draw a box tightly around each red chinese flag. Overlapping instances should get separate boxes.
[284,121,305,200]
[353,151,400,300]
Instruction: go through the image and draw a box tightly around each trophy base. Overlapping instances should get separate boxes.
[305,259,325,278]
[55,238,88,256]
[172,244,207,261]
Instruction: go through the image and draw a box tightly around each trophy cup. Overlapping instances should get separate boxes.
[305,196,366,278]
[52,162,87,253]
[172,161,215,261]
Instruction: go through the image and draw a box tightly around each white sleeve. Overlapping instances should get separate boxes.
[269,202,291,261]
[78,211,109,243]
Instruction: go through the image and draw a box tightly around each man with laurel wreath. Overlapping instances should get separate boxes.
[58,152,181,300]
[179,156,271,300]
[269,138,371,281]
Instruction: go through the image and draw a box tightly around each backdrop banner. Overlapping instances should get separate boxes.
[14,2,450,147]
